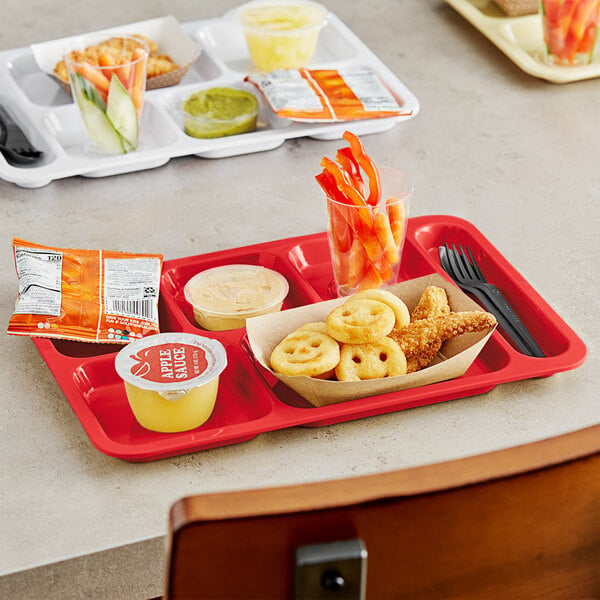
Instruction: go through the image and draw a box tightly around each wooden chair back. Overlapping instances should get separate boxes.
[165,424,600,599]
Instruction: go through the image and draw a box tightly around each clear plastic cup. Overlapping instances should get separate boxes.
[325,167,413,297]
[64,35,149,154]
[540,0,600,66]
[115,333,227,433]
[237,0,328,71]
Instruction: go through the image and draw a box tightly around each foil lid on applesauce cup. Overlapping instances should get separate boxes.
[115,332,227,401]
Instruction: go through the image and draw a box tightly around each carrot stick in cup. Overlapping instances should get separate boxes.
[129,47,148,115]
[74,61,110,101]
[357,263,384,291]
[113,60,132,88]
[347,237,368,287]
[386,197,406,246]
[98,52,115,81]
[374,211,399,265]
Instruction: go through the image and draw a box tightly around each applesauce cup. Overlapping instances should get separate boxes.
[115,333,227,433]
[325,167,413,297]
[540,0,600,66]
[64,35,149,155]
[236,0,328,71]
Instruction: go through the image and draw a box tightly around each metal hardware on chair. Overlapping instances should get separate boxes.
[295,538,367,599]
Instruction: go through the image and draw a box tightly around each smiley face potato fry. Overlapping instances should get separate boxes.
[269,286,496,382]
[336,337,407,381]
[270,330,340,378]
[326,299,396,344]
[349,289,411,330]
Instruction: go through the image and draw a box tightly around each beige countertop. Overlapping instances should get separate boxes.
[1,1,598,598]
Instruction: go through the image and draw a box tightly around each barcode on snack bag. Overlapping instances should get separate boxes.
[104,257,161,324]
[105,298,157,321]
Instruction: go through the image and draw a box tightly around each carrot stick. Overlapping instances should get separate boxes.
[129,48,148,114]
[374,212,399,265]
[386,197,406,246]
[347,238,368,288]
[74,61,109,101]
[113,60,132,88]
[98,52,115,81]
[357,263,384,291]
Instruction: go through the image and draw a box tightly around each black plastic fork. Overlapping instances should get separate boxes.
[439,243,545,357]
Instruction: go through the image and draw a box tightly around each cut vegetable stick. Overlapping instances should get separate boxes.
[98,52,115,81]
[564,0,598,60]
[342,131,381,206]
[557,0,579,36]
[386,197,406,246]
[129,48,148,114]
[321,157,373,230]
[576,19,598,54]
[373,250,393,282]
[336,147,365,196]
[543,0,561,21]
[75,61,109,100]
[374,212,399,265]
[327,197,353,254]
[113,60,132,88]
[357,263,384,291]
[346,237,368,288]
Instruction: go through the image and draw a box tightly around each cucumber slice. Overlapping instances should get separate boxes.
[106,75,139,149]
[72,73,124,155]
[73,72,106,111]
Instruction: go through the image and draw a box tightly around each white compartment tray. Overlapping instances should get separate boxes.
[0,13,419,188]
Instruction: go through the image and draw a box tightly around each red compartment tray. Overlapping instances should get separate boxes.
[33,216,587,461]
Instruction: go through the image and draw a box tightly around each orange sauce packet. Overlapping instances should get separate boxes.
[246,67,412,122]
[8,238,163,344]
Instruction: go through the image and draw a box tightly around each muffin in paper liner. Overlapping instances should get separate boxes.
[246,273,496,407]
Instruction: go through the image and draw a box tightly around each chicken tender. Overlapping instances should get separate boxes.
[411,286,451,321]
[408,286,451,371]
[390,310,496,371]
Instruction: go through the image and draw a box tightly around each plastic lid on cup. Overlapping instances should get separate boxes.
[115,332,227,400]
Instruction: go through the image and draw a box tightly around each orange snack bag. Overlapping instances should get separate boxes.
[246,67,412,122]
[8,238,163,344]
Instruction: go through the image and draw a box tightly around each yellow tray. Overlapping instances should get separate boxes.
[445,0,600,83]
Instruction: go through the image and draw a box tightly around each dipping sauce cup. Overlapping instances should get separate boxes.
[64,35,149,155]
[540,0,600,66]
[325,167,413,297]
[115,333,227,433]
[237,0,328,71]
[184,264,289,331]
[181,87,259,138]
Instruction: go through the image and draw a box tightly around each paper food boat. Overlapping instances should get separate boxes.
[247,273,496,407]
[30,15,201,91]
